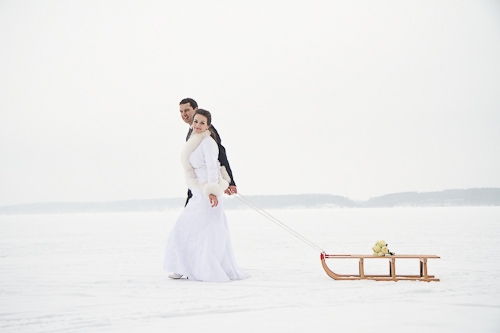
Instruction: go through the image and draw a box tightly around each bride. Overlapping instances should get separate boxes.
[163,109,250,282]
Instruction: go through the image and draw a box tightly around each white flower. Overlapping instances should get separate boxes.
[372,240,394,256]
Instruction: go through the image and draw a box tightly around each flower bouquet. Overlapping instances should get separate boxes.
[372,240,395,256]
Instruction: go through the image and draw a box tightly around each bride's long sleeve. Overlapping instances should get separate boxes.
[201,137,223,197]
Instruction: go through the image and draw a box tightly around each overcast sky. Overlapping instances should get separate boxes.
[1,0,499,206]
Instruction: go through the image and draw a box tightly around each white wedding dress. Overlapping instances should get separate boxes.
[163,133,250,282]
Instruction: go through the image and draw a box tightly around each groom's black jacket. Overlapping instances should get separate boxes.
[185,125,236,205]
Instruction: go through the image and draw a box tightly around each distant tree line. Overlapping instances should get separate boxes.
[1,188,499,215]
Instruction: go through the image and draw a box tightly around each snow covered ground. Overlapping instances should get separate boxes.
[1,206,499,332]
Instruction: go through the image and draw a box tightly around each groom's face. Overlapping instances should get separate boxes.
[179,103,197,125]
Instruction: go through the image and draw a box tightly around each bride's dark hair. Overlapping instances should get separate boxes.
[194,109,218,143]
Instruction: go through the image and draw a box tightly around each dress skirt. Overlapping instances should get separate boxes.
[163,189,250,282]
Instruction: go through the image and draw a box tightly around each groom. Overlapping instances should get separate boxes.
[179,98,237,205]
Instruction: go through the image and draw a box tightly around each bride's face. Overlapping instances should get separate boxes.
[192,114,209,134]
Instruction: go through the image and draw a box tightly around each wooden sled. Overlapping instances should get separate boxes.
[321,253,440,282]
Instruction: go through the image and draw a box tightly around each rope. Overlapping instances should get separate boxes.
[232,193,325,253]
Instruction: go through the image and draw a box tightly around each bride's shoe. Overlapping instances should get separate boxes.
[168,273,183,279]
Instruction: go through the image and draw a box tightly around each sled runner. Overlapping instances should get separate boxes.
[320,253,440,282]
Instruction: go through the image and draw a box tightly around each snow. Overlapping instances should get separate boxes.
[1,206,499,332]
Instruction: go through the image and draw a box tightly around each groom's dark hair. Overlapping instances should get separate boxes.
[179,98,198,109]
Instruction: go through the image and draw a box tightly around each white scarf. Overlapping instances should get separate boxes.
[181,130,231,198]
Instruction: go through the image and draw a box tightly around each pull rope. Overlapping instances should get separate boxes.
[232,193,325,253]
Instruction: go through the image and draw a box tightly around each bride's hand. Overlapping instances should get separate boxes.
[209,194,218,207]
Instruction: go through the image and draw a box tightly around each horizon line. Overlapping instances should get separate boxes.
[1,187,499,208]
